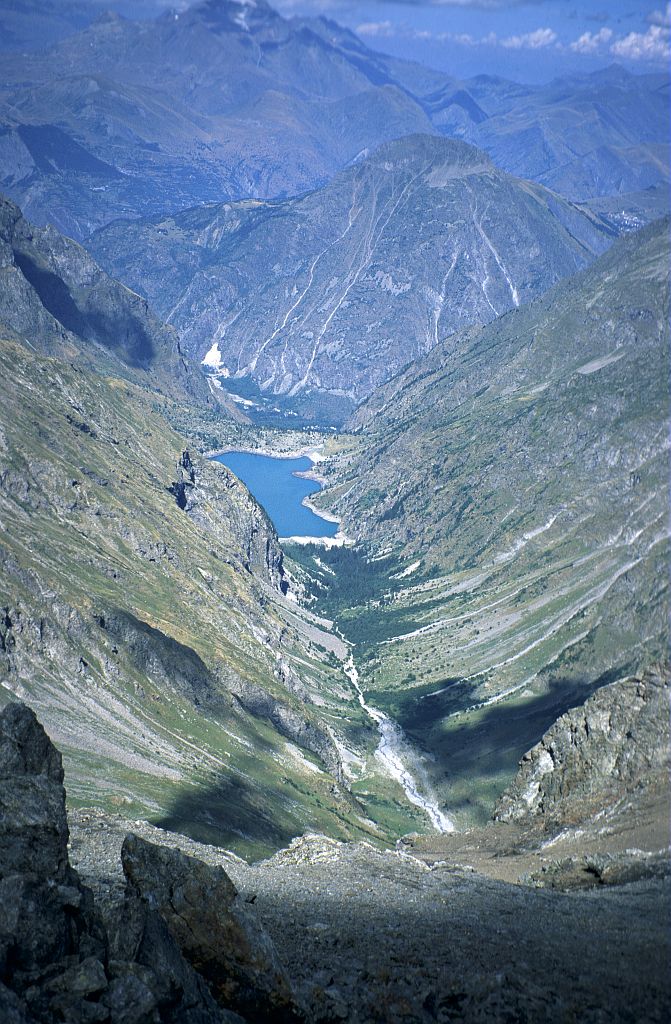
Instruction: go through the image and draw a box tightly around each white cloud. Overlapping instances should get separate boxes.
[500,27,557,50]
[569,27,613,55]
[356,22,561,53]
[356,20,396,38]
[647,3,671,28]
[611,23,671,62]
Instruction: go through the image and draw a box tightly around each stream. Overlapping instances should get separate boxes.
[343,655,455,833]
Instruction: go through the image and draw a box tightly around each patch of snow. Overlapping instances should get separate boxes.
[202,341,222,369]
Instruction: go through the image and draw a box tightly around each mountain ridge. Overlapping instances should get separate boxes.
[0,1,667,240]
[89,133,615,423]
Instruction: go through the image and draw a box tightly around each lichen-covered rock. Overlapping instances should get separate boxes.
[121,833,302,1023]
[494,667,670,825]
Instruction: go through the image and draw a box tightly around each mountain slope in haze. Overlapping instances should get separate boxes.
[0,194,210,404]
[306,218,669,822]
[90,135,614,424]
[0,3,667,242]
[429,65,670,202]
[0,0,434,238]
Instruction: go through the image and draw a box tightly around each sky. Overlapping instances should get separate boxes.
[86,0,671,82]
[271,1,671,80]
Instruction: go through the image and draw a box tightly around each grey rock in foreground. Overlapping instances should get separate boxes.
[0,701,296,1024]
[122,834,301,1023]
[70,817,671,1024]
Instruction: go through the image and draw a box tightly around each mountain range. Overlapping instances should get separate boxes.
[0,0,667,242]
[0,10,668,1017]
[89,133,615,423]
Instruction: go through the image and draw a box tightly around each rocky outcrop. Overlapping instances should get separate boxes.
[121,834,301,1023]
[0,194,208,404]
[169,450,286,595]
[494,666,670,826]
[0,701,301,1024]
[229,678,344,784]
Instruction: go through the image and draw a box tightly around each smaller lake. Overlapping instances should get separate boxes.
[211,452,339,539]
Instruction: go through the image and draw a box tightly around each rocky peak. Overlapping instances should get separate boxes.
[185,0,279,35]
[367,134,494,179]
[0,701,63,783]
[0,702,69,882]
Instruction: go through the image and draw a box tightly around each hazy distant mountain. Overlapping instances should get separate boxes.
[0,0,434,238]
[433,66,670,202]
[0,0,93,50]
[90,135,614,424]
[0,2,667,241]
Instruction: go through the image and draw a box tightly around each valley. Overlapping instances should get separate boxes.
[0,4,668,1022]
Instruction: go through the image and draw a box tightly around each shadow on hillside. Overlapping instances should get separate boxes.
[395,670,623,821]
[154,770,296,859]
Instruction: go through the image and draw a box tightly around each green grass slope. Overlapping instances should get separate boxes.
[0,333,425,857]
[309,219,670,825]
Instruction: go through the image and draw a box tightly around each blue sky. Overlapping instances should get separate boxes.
[272,1,671,81]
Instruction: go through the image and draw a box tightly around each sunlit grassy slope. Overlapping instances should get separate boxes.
[303,219,670,825]
[0,334,428,857]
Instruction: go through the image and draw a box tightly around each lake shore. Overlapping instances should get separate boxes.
[209,445,353,546]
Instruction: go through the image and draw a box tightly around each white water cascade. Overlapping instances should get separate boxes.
[343,655,454,833]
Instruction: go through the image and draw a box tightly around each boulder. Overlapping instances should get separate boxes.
[0,702,236,1024]
[121,833,302,1023]
[0,702,69,882]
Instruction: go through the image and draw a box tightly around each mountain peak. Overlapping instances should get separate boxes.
[187,0,279,33]
[368,134,493,177]
[91,10,125,27]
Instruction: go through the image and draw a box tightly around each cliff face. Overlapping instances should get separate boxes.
[169,450,286,595]
[494,666,670,826]
[0,194,209,404]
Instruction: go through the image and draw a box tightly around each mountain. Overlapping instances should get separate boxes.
[301,218,669,822]
[3,693,669,1024]
[0,0,434,238]
[0,0,93,50]
[0,4,667,243]
[430,65,670,202]
[89,134,615,425]
[0,193,210,404]
[0,322,438,857]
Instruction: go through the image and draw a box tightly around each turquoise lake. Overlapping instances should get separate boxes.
[211,452,339,539]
